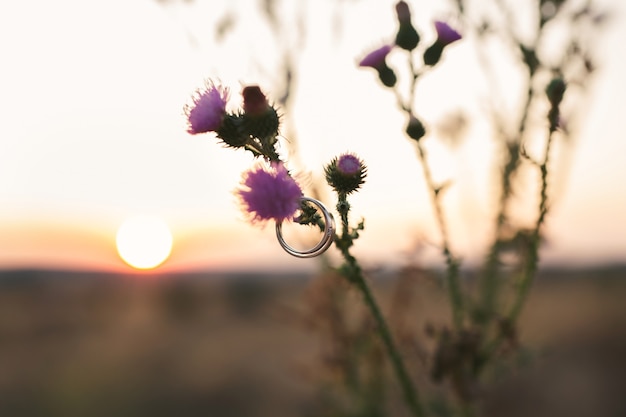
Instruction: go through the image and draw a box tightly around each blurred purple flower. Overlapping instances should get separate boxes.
[434,21,462,46]
[237,163,303,223]
[185,81,229,134]
[359,44,393,69]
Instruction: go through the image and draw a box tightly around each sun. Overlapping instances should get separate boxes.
[116,215,173,270]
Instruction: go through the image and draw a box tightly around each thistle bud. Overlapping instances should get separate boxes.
[241,85,280,142]
[395,1,411,23]
[406,115,426,141]
[423,21,462,66]
[325,153,367,195]
[377,64,397,88]
[242,85,270,116]
[359,45,397,88]
[394,1,420,51]
[216,114,248,148]
[423,43,444,66]
[546,77,566,107]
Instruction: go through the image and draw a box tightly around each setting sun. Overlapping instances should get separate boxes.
[116,215,173,270]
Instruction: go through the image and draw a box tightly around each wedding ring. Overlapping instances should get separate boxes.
[276,197,335,258]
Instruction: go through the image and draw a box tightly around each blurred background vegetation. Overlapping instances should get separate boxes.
[0,268,624,416]
[1,0,625,416]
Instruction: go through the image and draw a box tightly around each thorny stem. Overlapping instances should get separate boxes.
[395,53,463,330]
[416,142,464,330]
[479,58,537,325]
[475,111,557,374]
[478,142,520,323]
[457,0,542,326]
[394,51,430,113]
[262,140,282,163]
[335,194,425,417]
[508,123,555,321]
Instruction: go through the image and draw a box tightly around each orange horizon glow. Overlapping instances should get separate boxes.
[0,217,318,274]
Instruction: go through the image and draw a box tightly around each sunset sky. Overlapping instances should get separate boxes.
[0,0,624,273]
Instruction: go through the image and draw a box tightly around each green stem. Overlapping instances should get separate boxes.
[479,68,535,326]
[335,194,425,417]
[396,53,462,329]
[416,142,463,329]
[352,270,425,417]
[508,126,554,321]
[478,142,519,324]
[475,110,557,375]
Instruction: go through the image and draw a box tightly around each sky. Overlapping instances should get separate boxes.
[0,0,624,273]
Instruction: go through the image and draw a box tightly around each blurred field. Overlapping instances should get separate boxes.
[0,266,624,417]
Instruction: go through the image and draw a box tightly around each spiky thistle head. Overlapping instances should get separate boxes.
[325,153,367,195]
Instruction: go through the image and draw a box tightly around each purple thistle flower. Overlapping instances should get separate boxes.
[358,44,393,69]
[434,21,462,46]
[337,154,362,176]
[237,163,303,223]
[358,44,397,87]
[185,81,229,135]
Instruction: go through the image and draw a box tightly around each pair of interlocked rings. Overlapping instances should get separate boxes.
[275,197,335,258]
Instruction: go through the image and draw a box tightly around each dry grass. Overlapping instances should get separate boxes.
[0,266,624,416]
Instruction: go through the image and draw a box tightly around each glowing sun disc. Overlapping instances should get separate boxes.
[116,215,173,270]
